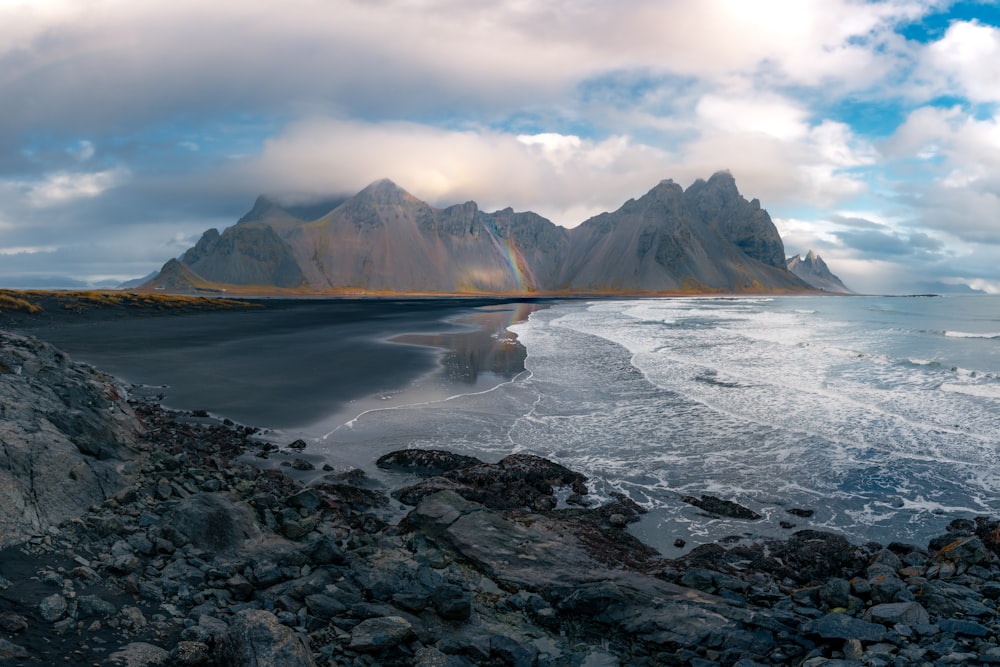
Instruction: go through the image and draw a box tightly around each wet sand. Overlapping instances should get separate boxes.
[8,297,549,430]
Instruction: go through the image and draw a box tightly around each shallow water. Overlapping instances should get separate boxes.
[21,294,1000,555]
[311,295,1000,554]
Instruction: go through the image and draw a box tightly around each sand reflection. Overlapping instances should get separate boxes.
[391,302,544,383]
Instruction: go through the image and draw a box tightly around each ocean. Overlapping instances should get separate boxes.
[308,294,1000,554]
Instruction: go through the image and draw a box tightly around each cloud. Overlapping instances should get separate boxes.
[232,118,677,226]
[0,245,58,256]
[232,112,886,230]
[826,214,886,229]
[68,140,95,162]
[695,93,810,141]
[916,19,1000,103]
[883,104,1000,246]
[23,167,130,207]
[0,0,997,294]
[0,0,945,148]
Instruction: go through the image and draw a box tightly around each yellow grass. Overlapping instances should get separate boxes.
[0,289,258,314]
[0,292,44,314]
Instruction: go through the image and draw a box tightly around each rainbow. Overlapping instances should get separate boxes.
[498,237,533,292]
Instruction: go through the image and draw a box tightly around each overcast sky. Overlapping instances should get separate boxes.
[1,0,999,293]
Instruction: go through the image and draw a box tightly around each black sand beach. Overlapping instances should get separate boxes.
[3,296,548,430]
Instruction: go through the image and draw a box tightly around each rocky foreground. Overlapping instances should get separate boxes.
[3,332,1000,666]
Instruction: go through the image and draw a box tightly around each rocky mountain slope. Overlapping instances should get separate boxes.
[141,172,813,295]
[787,250,853,293]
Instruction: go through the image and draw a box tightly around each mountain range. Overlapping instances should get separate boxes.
[786,250,853,293]
[141,171,819,296]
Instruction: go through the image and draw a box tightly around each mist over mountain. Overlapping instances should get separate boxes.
[142,173,814,295]
[786,250,853,294]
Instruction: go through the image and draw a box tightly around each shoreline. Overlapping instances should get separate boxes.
[4,328,1000,665]
[2,295,553,432]
[5,392,1000,665]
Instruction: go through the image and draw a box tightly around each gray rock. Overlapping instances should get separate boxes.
[0,332,140,548]
[0,638,29,660]
[864,601,930,627]
[933,536,990,569]
[349,615,413,652]
[917,579,994,617]
[166,493,262,553]
[431,583,472,621]
[0,612,27,633]
[558,580,634,615]
[76,594,117,618]
[304,593,348,619]
[108,642,171,666]
[219,609,316,667]
[225,574,255,601]
[121,606,148,629]
[376,449,484,476]
[489,632,538,666]
[809,612,887,642]
[413,646,469,666]
[867,569,910,604]
[681,494,761,520]
[820,578,851,609]
[938,618,990,637]
[169,641,211,666]
[38,593,67,622]
[307,534,345,565]
[286,488,322,513]
[403,490,602,589]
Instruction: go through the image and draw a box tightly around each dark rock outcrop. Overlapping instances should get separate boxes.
[393,452,588,510]
[682,494,762,520]
[375,449,484,476]
[0,331,140,548]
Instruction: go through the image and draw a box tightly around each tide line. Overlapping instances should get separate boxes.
[321,369,532,440]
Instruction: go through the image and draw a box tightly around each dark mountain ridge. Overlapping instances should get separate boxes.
[142,172,814,295]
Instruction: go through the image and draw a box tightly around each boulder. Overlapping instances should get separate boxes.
[219,609,316,667]
[376,448,483,476]
[38,593,67,622]
[681,495,761,520]
[0,332,140,548]
[166,493,262,553]
[395,453,588,510]
[349,616,413,652]
[0,639,29,661]
[864,601,930,626]
[108,642,171,666]
[808,612,887,643]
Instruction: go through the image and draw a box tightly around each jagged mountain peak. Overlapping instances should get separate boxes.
[238,195,285,224]
[351,178,419,206]
[647,179,684,197]
[786,250,852,293]
[682,171,785,269]
[142,173,816,295]
[238,194,348,224]
[685,170,740,201]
